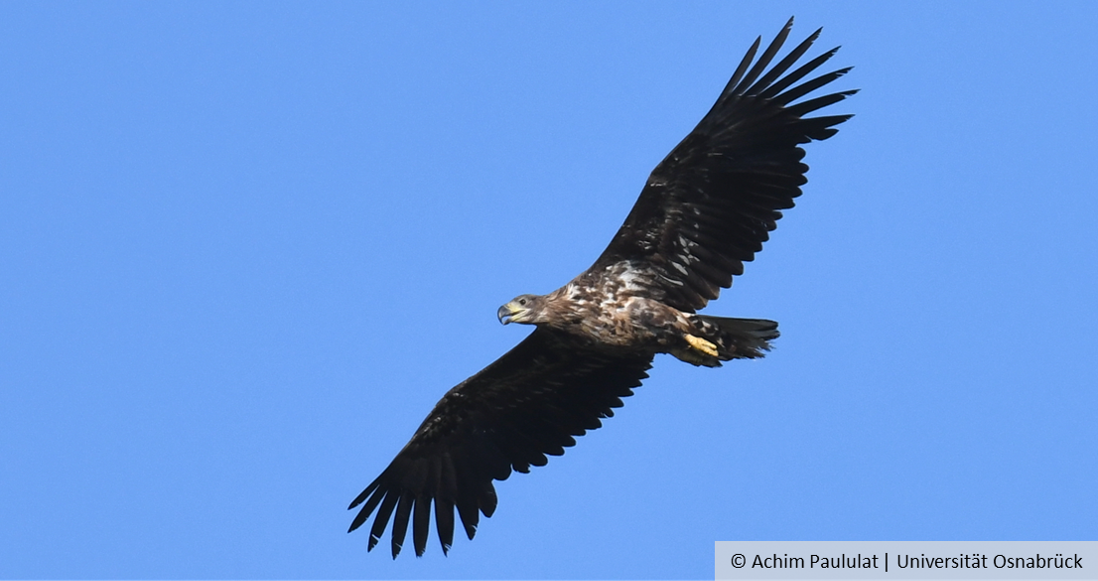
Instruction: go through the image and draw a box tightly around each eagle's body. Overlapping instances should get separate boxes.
[349,18,855,558]
[513,261,775,366]
[537,263,691,348]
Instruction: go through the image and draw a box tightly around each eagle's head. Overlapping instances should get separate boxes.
[497,294,547,325]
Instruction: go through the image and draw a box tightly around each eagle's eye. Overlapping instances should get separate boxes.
[519,298,528,306]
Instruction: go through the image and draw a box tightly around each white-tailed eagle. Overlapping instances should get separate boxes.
[349,18,855,557]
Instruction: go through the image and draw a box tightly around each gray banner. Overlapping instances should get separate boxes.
[716,542,1097,580]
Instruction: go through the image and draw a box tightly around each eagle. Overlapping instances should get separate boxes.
[349,18,855,558]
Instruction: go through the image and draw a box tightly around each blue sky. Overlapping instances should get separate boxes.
[2,2,1096,579]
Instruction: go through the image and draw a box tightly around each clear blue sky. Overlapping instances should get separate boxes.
[2,2,1096,579]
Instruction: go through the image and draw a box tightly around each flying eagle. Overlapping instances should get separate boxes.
[349,18,855,557]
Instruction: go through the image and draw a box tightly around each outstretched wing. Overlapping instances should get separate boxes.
[592,18,856,312]
[348,329,653,557]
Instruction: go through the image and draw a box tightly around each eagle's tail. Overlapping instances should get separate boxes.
[674,316,779,367]
[703,316,779,359]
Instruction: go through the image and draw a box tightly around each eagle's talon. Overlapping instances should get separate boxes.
[685,334,719,357]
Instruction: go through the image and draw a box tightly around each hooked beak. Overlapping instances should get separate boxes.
[497,302,518,325]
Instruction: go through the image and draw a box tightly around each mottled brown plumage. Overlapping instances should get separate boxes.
[349,17,855,557]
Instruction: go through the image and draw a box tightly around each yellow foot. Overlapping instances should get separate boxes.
[685,334,719,358]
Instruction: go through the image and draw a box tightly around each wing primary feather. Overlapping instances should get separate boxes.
[410,457,441,556]
[759,48,840,100]
[775,67,854,107]
[413,494,432,556]
[803,113,857,129]
[750,27,822,93]
[348,482,386,533]
[368,490,399,552]
[435,453,458,554]
[733,17,792,96]
[348,480,379,511]
[784,89,858,118]
[390,491,413,558]
[719,35,762,102]
[435,499,455,555]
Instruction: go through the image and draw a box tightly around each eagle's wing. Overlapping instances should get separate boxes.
[592,18,856,312]
[348,328,653,557]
